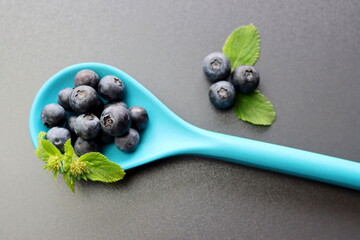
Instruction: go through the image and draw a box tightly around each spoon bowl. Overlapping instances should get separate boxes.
[30,63,360,190]
[29,62,199,170]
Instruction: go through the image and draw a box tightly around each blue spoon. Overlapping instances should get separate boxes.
[29,63,360,191]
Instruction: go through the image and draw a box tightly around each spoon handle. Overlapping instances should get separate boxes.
[188,128,360,190]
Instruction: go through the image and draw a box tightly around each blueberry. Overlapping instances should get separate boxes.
[209,81,236,109]
[41,103,66,128]
[100,105,131,136]
[46,127,71,153]
[98,75,125,101]
[203,52,231,82]
[74,137,100,156]
[115,128,140,153]
[92,100,105,118]
[74,113,101,140]
[57,88,73,111]
[66,115,77,135]
[74,69,99,89]
[129,106,148,131]
[104,101,128,109]
[69,85,100,113]
[66,115,78,144]
[231,65,260,94]
[96,130,114,145]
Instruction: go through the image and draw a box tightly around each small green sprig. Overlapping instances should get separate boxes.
[223,24,276,126]
[35,131,125,192]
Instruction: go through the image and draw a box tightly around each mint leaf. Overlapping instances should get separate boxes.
[62,139,77,172]
[234,90,276,125]
[81,152,125,183]
[64,139,74,160]
[35,131,62,162]
[53,171,58,180]
[34,132,126,192]
[64,172,75,193]
[223,24,260,71]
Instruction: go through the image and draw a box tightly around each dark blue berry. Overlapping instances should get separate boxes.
[115,128,140,152]
[100,105,131,136]
[41,103,66,128]
[92,100,105,118]
[104,101,128,109]
[98,75,125,101]
[66,115,77,135]
[231,65,260,94]
[69,85,100,113]
[203,52,231,82]
[96,130,114,145]
[74,137,100,156]
[74,113,100,140]
[46,127,71,153]
[57,88,73,111]
[209,81,236,109]
[66,115,78,145]
[74,69,99,89]
[129,106,148,131]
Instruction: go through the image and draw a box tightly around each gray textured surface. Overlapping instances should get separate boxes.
[1,0,360,239]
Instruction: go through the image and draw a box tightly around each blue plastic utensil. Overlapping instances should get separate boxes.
[29,63,360,191]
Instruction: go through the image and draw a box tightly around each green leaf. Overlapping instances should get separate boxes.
[35,131,62,162]
[223,24,260,71]
[81,152,125,183]
[62,139,76,172]
[34,132,125,192]
[64,172,75,193]
[234,90,276,126]
[64,139,74,160]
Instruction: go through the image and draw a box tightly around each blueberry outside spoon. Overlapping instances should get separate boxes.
[29,63,360,191]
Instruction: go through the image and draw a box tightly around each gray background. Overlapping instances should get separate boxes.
[1,0,360,239]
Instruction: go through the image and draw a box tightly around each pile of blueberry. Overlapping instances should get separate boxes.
[41,70,149,156]
[203,52,260,108]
